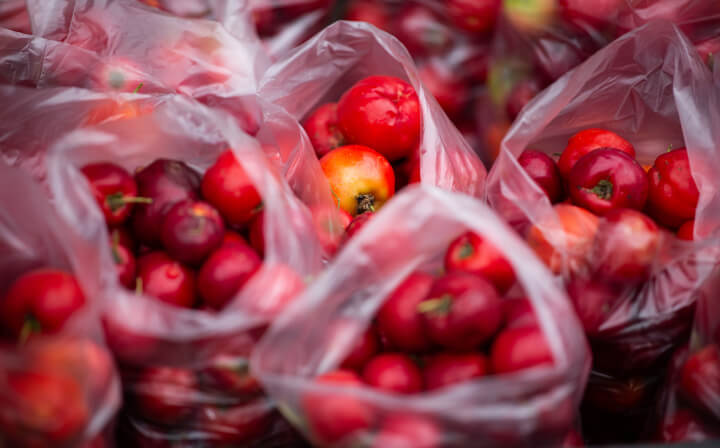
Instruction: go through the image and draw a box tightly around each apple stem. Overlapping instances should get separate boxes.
[233,358,250,376]
[133,82,144,93]
[111,232,122,264]
[459,240,475,260]
[18,316,41,345]
[589,179,613,200]
[356,194,375,214]
[106,193,152,212]
[417,295,453,315]
[135,277,143,295]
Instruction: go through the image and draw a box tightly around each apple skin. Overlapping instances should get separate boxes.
[447,0,501,34]
[647,148,699,229]
[337,76,421,162]
[303,103,345,157]
[377,271,435,353]
[567,148,648,216]
[302,370,374,445]
[0,269,86,340]
[201,150,262,227]
[131,366,197,426]
[362,353,424,394]
[419,272,504,351]
[590,208,660,285]
[558,128,635,181]
[444,231,516,294]
[320,145,395,216]
[517,149,564,203]
[490,325,554,374]
[679,344,720,421]
[526,203,599,275]
[372,413,441,448]
[0,370,89,445]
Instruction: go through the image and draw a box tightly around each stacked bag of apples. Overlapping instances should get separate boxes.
[478,0,720,164]
[0,162,121,447]
[656,264,720,442]
[487,20,720,444]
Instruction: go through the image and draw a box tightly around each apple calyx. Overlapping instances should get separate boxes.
[19,316,42,344]
[417,294,453,316]
[106,192,152,212]
[356,193,376,214]
[587,179,613,200]
[459,240,475,260]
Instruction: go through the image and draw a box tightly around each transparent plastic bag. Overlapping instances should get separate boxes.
[0,0,30,33]
[486,21,720,444]
[478,0,720,163]
[253,184,590,447]
[0,161,121,447]
[654,266,720,442]
[259,20,487,196]
[42,93,327,445]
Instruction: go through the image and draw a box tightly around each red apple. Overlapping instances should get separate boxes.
[136,252,196,308]
[303,103,345,157]
[419,272,504,350]
[0,269,86,340]
[444,231,516,294]
[558,128,635,180]
[447,0,501,34]
[132,366,197,426]
[423,353,489,390]
[303,370,374,445]
[201,351,261,398]
[201,150,262,227]
[377,272,435,352]
[81,162,151,226]
[418,62,468,120]
[320,145,395,216]
[341,325,380,371]
[591,208,660,284]
[197,241,261,311]
[680,344,720,420]
[337,76,421,161]
[345,1,391,32]
[362,353,423,394]
[372,413,441,448]
[568,148,648,215]
[490,326,554,373]
[0,371,89,444]
[161,200,225,265]
[647,148,699,228]
[132,159,201,247]
[517,149,564,203]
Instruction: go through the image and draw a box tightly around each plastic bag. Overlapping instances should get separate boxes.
[42,92,327,445]
[0,0,30,33]
[0,161,121,447]
[337,0,497,164]
[252,184,590,447]
[478,0,720,163]
[259,20,486,196]
[655,267,720,443]
[486,21,720,444]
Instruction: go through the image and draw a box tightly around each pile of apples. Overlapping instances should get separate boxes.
[0,269,115,447]
[80,153,293,444]
[301,228,563,446]
[303,75,421,229]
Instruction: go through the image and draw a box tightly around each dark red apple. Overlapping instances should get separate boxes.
[197,241,261,311]
[161,200,225,265]
[132,366,197,426]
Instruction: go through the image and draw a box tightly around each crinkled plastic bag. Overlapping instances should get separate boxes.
[654,266,720,442]
[253,184,590,447]
[259,20,487,196]
[486,20,720,443]
[43,93,327,445]
[0,161,121,447]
